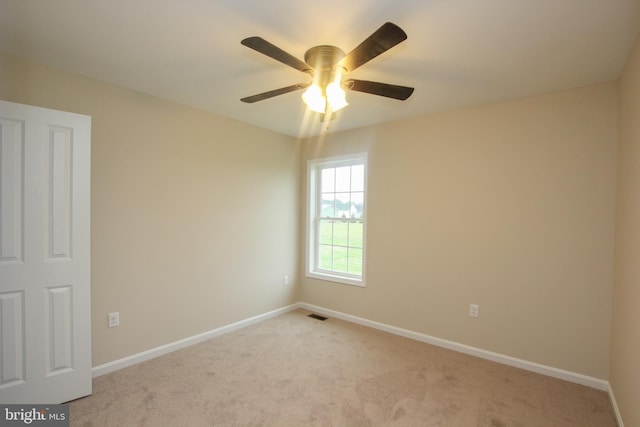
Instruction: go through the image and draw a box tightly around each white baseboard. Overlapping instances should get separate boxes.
[298,302,610,392]
[608,383,624,427]
[91,303,299,378]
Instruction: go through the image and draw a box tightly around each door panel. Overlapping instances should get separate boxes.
[47,126,73,260]
[0,117,24,263]
[0,291,25,387]
[45,285,73,375]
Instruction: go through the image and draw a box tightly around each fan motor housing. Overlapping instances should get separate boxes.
[304,45,346,71]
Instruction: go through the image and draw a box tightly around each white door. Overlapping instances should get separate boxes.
[0,100,91,404]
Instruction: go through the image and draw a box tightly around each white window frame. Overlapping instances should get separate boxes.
[306,153,367,287]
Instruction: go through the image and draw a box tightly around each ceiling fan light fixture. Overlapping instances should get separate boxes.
[242,22,414,118]
[302,83,327,113]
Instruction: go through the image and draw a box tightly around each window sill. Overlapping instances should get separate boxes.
[306,271,365,288]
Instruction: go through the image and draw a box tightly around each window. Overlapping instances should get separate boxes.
[307,153,367,286]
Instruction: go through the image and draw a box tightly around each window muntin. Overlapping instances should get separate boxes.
[307,154,366,286]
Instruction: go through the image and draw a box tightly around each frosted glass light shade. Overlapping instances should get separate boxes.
[326,82,348,111]
[302,84,326,113]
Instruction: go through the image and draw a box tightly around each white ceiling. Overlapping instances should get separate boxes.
[1,0,640,138]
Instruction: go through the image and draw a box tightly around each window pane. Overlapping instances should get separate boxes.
[321,168,335,193]
[351,192,364,219]
[319,245,332,270]
[351,164,364,191]
[335,193,351,218]
[335,166,351,192]
[321,194,335,217]
[348,222,363,248]
[348,248,363,275]
[319,220,333,245]
[333,221,348,246]
[333,247,348,273]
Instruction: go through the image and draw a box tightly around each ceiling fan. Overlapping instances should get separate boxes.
[240,22,414,118]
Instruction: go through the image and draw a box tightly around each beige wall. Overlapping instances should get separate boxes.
[611,34,640,426]
[0,53,300,366]
[300,84,618,380]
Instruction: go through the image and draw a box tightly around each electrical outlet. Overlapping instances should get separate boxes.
[469,304,479,318]
[108,312,120,328]
[283,275,289,286]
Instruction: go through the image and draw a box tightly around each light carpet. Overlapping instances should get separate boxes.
[70,309,616,426]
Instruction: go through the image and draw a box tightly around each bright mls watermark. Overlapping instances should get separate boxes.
[1,405,69,426]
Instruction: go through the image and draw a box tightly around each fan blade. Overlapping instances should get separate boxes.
[340,22,408,73]
[344,79,414,100]
[241,37,312,74]
[241,83,310,103]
